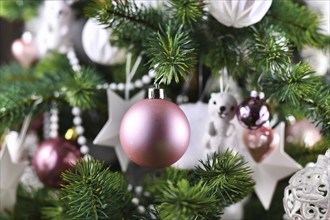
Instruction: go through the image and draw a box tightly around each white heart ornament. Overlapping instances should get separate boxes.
[207,0,272,28]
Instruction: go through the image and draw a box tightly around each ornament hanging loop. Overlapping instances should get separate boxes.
[219,68,230,93]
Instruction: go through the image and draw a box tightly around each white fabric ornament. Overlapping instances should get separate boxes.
[172,102,209,169]
[36,0,74,55]
[203,92,238,155]
[207,0,272,28]
[283,150,330,220]
[82,19,126,65]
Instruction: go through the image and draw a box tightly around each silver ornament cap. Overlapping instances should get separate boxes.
[148,87,165,99]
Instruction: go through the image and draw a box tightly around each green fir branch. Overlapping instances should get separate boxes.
[0,54,105,131]
[302,85,330,133]
[250,24,292,72]
[285,135,330,166]
[194,151,255,206]
[85,0,163,52]
[260,63,321,106]
[168,0,205,26]
[200,16,248,76]
[155,180,223,220]
[147,24,196,84]
[11,184,58,220]
[268,0,330,49]
[63,67,104,109]
[60,159,132,219]
[0,0,42,21]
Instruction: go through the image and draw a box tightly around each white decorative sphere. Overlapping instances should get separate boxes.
[82,19,126,65]
[283,150,330,220]
[207,0,272,28]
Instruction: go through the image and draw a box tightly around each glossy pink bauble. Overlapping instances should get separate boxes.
[120,99,190,168]
[243,126,277,163]
[11,38,38,68]
[33,138,81,188]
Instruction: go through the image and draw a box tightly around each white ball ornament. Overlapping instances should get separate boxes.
[82,19,126,65]
[207,0,273,28]
[283,150,330,220]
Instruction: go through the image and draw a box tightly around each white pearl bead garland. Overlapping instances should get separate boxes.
[71,106,90,156]
[129,185,148,215]
[49,107,59,138]
[95,69,155,92]
[67,49,91,158]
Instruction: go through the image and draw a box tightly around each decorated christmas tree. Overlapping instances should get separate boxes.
[0,0,329,219]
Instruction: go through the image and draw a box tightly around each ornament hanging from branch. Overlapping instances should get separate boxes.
[82,19,126,65]
[243,126,276,163]
[283,150,329,220]
[236,91,270,130]
[286,119,322,148]
[203,73,238,156]
[35,0,73,56]
[207,0,272,28]
[33,137,81,188]
[203,92,238,155]
[33,103,82,188]
[120,87,190,168]
[11,32,38,68]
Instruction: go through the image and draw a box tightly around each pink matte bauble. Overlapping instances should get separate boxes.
[243,126,277,163]
[286,120,322,148]
[11,38,38,68]
[33,137,81,188]
[120,99,190,168]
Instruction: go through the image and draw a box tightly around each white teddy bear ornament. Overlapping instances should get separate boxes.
[203,92,238,155]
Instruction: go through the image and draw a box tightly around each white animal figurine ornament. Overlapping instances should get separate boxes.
[203,92,238,155]
[36,0,74,56]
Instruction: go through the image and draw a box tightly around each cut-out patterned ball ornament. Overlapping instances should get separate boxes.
[237,91,270,130]
[283,150,330,220]
[207,0,272,28]
[33,137,81,188]
[120,88,190,168]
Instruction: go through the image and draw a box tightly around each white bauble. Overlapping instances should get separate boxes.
[301,1,330,75]
[304,0,329,35]
[207,0,272,28]
[82,19,126,65]
[283,150,330,220]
